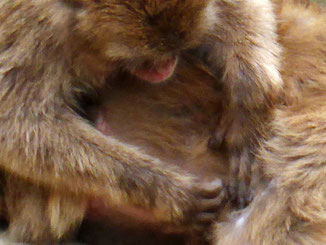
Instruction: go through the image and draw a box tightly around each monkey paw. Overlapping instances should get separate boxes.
[157,176,226,228]
[190,178,227,230]
[207,108,261,208]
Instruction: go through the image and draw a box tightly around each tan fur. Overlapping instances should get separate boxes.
[0,57,230,245]
[214,0,326,244]
[79,56,230,245]
[194,0,283,206]
[0,0,284,242]
[0,0,221,242]
[92,57,227,182]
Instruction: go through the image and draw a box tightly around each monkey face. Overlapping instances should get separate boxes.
[63,0,213,83]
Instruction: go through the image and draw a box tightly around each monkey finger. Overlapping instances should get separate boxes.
[194,178,224,199]
[193,212,219,228]
[237,181,251,205]
[198,189,227,212]
[208,115,232,150]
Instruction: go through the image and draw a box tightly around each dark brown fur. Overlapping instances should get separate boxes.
[214,0,326,244]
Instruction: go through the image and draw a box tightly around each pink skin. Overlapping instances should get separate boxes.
[132,58,178,83]
[95,113,113,136]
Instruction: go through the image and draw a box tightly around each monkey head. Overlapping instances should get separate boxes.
[62,0,213,83]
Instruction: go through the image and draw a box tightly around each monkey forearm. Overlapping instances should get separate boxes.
[0,112,196,222]
[201,0,283,206]
[216,0,282,109]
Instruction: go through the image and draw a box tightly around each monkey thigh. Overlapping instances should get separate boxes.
[3,176,87,243]
[215,94,326,245]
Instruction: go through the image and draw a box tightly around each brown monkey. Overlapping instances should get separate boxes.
[79,55,230,245]
[214,0,326,244]
[0,0,282,242]
[0,0,221,243]
[0,56,229,244]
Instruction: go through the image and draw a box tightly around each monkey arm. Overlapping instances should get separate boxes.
[199,0,283,135]
[0,107,198,224]
[196,0,283,206]
[212,0,283,124]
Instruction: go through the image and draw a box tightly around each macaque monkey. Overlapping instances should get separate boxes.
[0,56,229,244]
[0,0,283,242]
[0,0,221,242]
[79,55,230,245]
[214,0,326,244]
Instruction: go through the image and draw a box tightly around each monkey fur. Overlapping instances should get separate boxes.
[78,56,230,245]
[0,0,284,242]
[193,0,283,206]
[0,0,224,242]
[82,0,326,244]
[0,56,230,244]
[214,0,326,244]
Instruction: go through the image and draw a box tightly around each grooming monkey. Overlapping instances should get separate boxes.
[0,57,229,244]
[214,0,326,244]
[81,1,326,244]
[0,0,282,242]
[0,0,223,242]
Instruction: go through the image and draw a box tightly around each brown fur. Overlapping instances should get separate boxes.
[214,0,326,244]
[0,0,220,242]
[80,56,230,245]
[195,0,283,206]
[0,0,284,242]
[92,57,227,182]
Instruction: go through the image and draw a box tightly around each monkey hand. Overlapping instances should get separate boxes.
[208,110,258,208]
[87,178,226,230]
[189,178,227,230]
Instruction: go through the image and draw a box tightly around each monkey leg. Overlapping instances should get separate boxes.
[4,176,86,243]
[214,181,326,245]
[215,95,326,244]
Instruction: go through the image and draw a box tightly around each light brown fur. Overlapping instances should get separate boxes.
[0,0,284,242]
[0,0,219,242]
[214,0,326,244]
[195,0,283,206]
[79,56,230,245]
[0,56,229,245]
